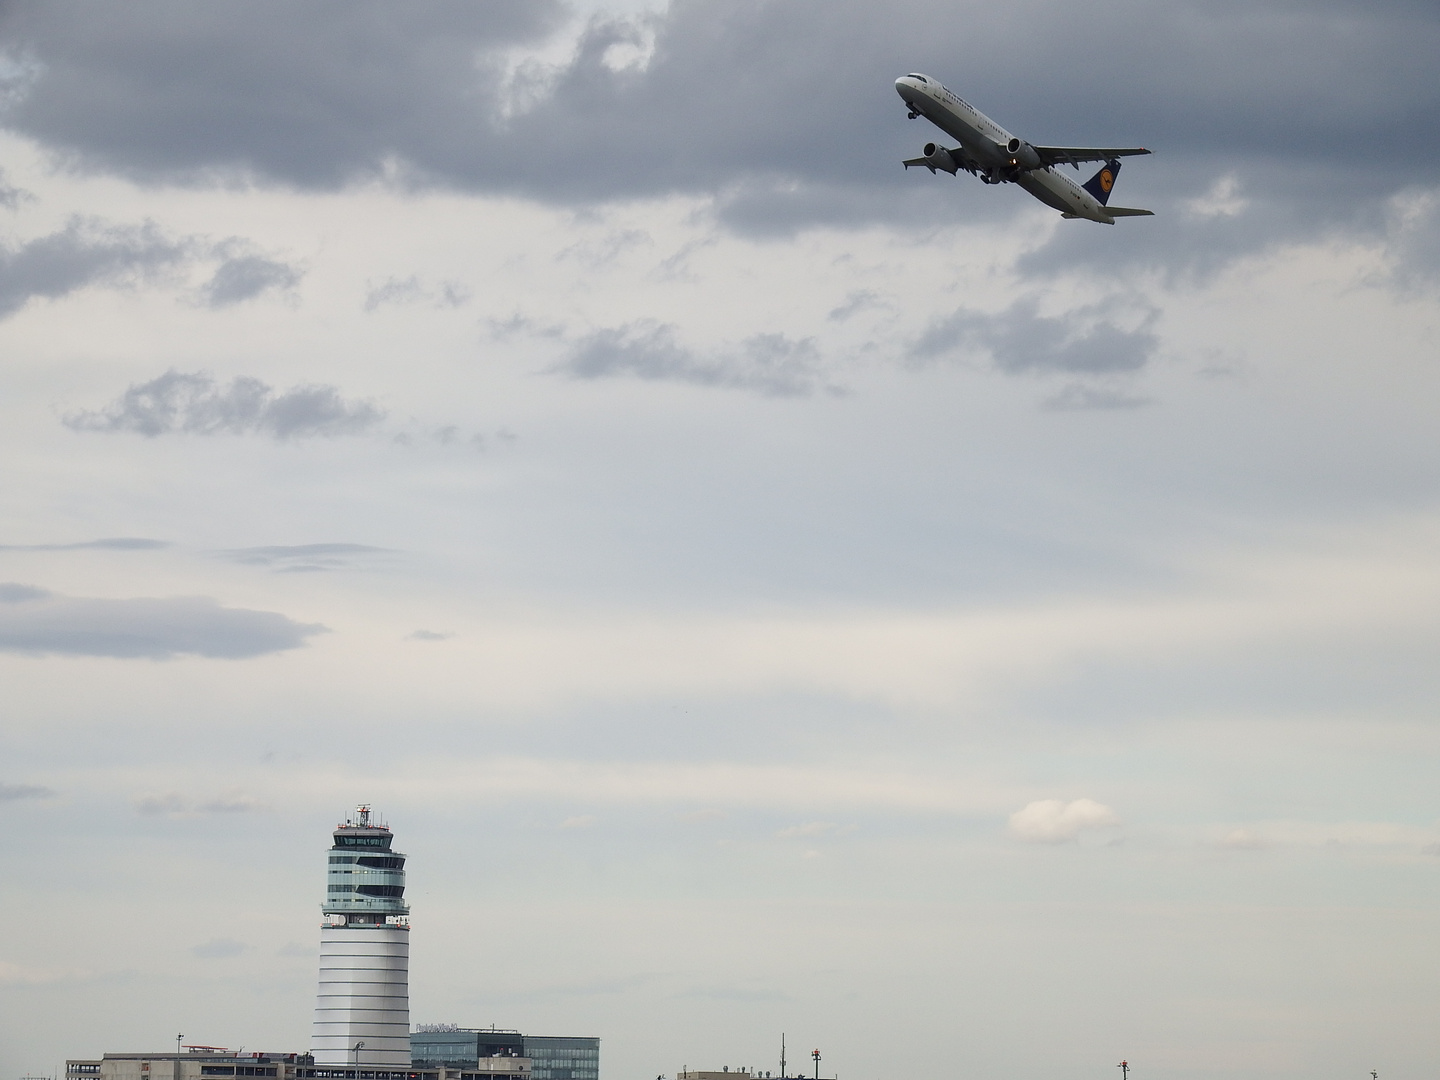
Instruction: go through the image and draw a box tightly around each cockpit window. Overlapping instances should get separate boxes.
[908,74,928,83]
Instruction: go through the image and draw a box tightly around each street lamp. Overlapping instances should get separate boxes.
[1118,1061,1129,1080]
[811,1051,820,1080]
[353,1043,365,1067]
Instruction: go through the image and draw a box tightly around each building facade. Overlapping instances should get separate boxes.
[408,1032,597,1080]
[311,806,411,1066]
[521,1038,598,1080]
[66,1051,309,1080]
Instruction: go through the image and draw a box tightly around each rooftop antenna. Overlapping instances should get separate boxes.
[780,1035,786,1079]
[356,805,372,828]
[1118,1061,1129,1080]
[812,1050,820,1080]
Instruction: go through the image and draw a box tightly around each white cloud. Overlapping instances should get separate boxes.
[1184,174,1249,219]
[1217,827,1270,850]
[0,959,90,985]
[776,821,838,838]
[134,791,265,817]
[1008,798,1120,844]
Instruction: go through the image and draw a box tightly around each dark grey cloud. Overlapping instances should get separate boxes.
[0,537,169,551]
[0,582,325,658]
[562,320,827,396]
[217,543,390,573]
[64,370,385,439]
[828,290,885,322]
[200,252,302,306]
[0,782,56,801]
[0,217,302,317]
[1,0,1436,251]
[0,0,565,186]
[0,215,191,316]
[913,298,1160,377]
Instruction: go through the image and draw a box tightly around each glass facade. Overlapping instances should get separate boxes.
[323,827,407,920]
[407,1034,595,1080]
[521,1039,599,1080]
[409,1033,523,1067]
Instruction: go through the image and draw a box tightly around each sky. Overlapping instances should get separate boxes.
[1,1,1439,1078]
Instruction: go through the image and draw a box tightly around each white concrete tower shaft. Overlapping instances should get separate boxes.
[310,805,411,1066]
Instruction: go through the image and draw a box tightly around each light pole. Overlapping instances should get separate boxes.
[352,1043,365,1067]
[1118,1061,1129,1080]
[176,1036,184,1057]
[811,1051,820,1080]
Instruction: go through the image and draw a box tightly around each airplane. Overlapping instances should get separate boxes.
[895,73,1153,223]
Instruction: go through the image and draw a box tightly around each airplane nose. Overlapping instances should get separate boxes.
[894,77,913,99]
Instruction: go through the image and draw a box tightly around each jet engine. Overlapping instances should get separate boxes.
[1005,137,1042,171]
[921,142,960,175]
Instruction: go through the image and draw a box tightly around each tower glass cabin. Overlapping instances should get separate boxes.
[310,806,411,1066]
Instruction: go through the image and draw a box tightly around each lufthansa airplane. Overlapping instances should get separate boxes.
[895,73,1152,223]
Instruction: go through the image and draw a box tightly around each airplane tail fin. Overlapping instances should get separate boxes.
[1082,158,1122,205]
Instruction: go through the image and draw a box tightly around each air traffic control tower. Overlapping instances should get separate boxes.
[311,806,411,1067]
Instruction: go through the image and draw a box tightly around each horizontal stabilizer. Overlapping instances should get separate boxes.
[1106,207,1154,217]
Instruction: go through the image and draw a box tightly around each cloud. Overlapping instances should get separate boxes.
[1422,842,1440,856]
[0,960,90,985]
[0,582,326,658]
[191,938,247,959]
[0,782,56,801]
[913,299,1159,377]
[136,791,265,816]
[1008,798,1121,844]
[0,216,191,316]
[561,320,827,396]
[776,821,839,838]
[828,290,885,322]
[1216,827,1271,850]
[407,629,454,641]
[0,167,32,208]
[200,252,303,306]
[64,370,385,439]
[2,0,1436,257]
[0,537,169,551]
[1043,384,1152,411]
[559,814,596,829]
[216,543,390,572]
[363,275,469,311]
[0,583,51,601]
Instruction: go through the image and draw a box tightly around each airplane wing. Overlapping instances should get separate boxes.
[903,143,983,176]
[1035,146,1151,169]
[1104,207,1154,217]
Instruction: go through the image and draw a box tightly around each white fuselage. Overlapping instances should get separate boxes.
[895,74,1117,223]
